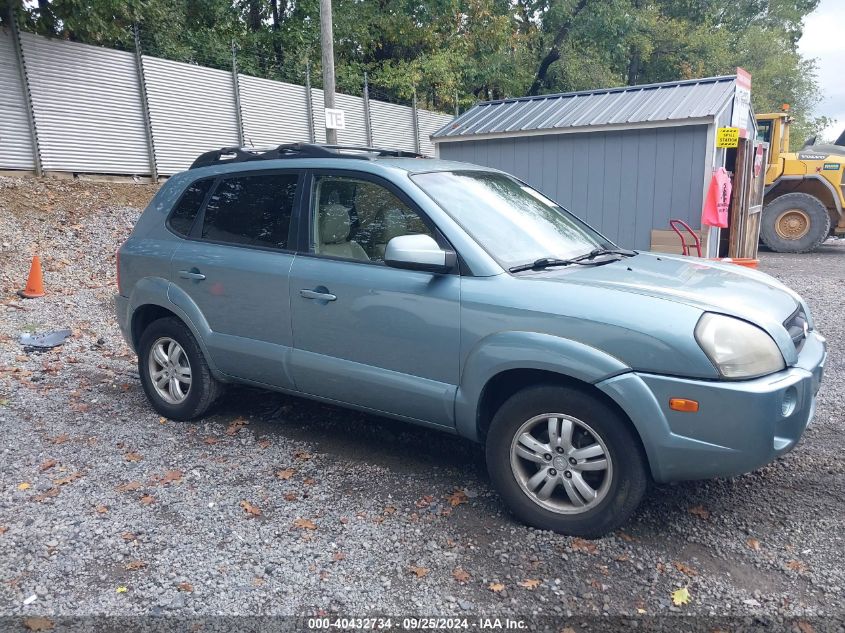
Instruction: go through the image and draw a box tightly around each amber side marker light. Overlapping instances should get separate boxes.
[669,398,699,412]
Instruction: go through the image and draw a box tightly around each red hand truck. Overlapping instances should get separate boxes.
[669,219,702,257]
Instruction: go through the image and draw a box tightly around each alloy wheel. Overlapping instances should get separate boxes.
[509,413,613,514]
[147,337,192,404]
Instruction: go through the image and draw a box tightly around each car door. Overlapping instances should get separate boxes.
[288,170,460,427]
[169,170,303,388]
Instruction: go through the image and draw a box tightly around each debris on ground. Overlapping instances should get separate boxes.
[19,329,73,350]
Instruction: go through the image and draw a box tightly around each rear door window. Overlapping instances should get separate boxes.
[168,179,212,236]
[201,173,298,250]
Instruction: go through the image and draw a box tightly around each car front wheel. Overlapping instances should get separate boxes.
[138,317,221,420]
[486,384,648,538]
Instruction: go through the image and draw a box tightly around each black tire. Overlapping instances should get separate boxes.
[760,192,830,253]
[486,384,648,538]
[137,317,222,420]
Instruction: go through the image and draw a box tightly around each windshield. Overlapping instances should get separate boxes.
[412,170,612,270]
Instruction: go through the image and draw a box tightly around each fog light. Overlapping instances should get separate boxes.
[669,398,699,412]
[781,387,797,417]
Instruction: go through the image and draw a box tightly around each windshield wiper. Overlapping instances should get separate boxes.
[508,247,637,273]
[591,247,637,258]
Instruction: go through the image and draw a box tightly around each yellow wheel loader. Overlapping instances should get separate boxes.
[756,112,845,252]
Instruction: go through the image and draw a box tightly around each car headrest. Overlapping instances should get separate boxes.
[320,204,352,244]
[380,208,408,244]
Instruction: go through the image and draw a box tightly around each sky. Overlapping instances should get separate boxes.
[798,0,845,141]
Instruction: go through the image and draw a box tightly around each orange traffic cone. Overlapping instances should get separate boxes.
[18,255,45,298]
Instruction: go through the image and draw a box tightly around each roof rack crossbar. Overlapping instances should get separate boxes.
[189,143,425,169]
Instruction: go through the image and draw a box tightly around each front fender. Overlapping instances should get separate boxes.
[454,331,630,441]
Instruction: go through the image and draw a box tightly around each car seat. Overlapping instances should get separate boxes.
[318,203,369,261]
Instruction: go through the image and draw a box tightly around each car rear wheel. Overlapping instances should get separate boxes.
[138,317,222,420]
[486,384,648,538]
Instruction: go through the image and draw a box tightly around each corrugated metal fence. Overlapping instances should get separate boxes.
[0,28,453,176]
[0,24,35,170]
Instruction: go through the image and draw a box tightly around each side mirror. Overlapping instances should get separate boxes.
[384,234,456,274]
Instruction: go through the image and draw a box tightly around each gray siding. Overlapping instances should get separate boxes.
[437,125,708,251]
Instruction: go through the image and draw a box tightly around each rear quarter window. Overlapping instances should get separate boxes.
[167,180,213,236]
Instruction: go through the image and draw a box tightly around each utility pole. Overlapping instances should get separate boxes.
[319,0,337,144]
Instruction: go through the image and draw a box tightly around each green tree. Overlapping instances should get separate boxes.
[5,0,828,134]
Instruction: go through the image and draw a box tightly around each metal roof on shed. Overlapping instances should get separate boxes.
[433,75,737,141]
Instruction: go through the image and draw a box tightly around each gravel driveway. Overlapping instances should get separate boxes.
[1,176,843,628]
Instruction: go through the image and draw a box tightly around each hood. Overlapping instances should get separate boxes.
[538,252,799,325]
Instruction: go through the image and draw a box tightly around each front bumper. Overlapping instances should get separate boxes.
[598,331,826,483]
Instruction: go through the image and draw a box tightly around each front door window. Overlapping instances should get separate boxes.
[312,175,433,263]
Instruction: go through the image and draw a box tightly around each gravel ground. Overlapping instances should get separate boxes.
[1,175,844,627]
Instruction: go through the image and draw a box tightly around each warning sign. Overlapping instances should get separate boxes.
[716,127,739,148]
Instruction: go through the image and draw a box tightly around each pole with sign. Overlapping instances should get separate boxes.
[319,0,338,144]
[325,108,346,131]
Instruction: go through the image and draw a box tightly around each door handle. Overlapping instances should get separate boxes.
[300,288,337,301]
[178,269,206,281]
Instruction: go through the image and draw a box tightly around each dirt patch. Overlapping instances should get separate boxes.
[0,174,158,219]
[0,175,158,298]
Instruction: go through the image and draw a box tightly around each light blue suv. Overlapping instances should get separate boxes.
[116,143,826,537]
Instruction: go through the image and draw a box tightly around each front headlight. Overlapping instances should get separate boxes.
[695,313,785,379]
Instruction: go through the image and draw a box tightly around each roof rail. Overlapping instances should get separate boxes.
[322,145,425,159]
[189,143,426,169]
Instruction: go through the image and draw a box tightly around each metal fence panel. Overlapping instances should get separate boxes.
[0,31,452,175]
[239,74,311,147]
[20,32,150,174]
[417,109,452,157]
[0,28,35,170]
[333,92,368,146]
[370,100,416,153]
[309,88,327,144]
[143,56,240,174]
